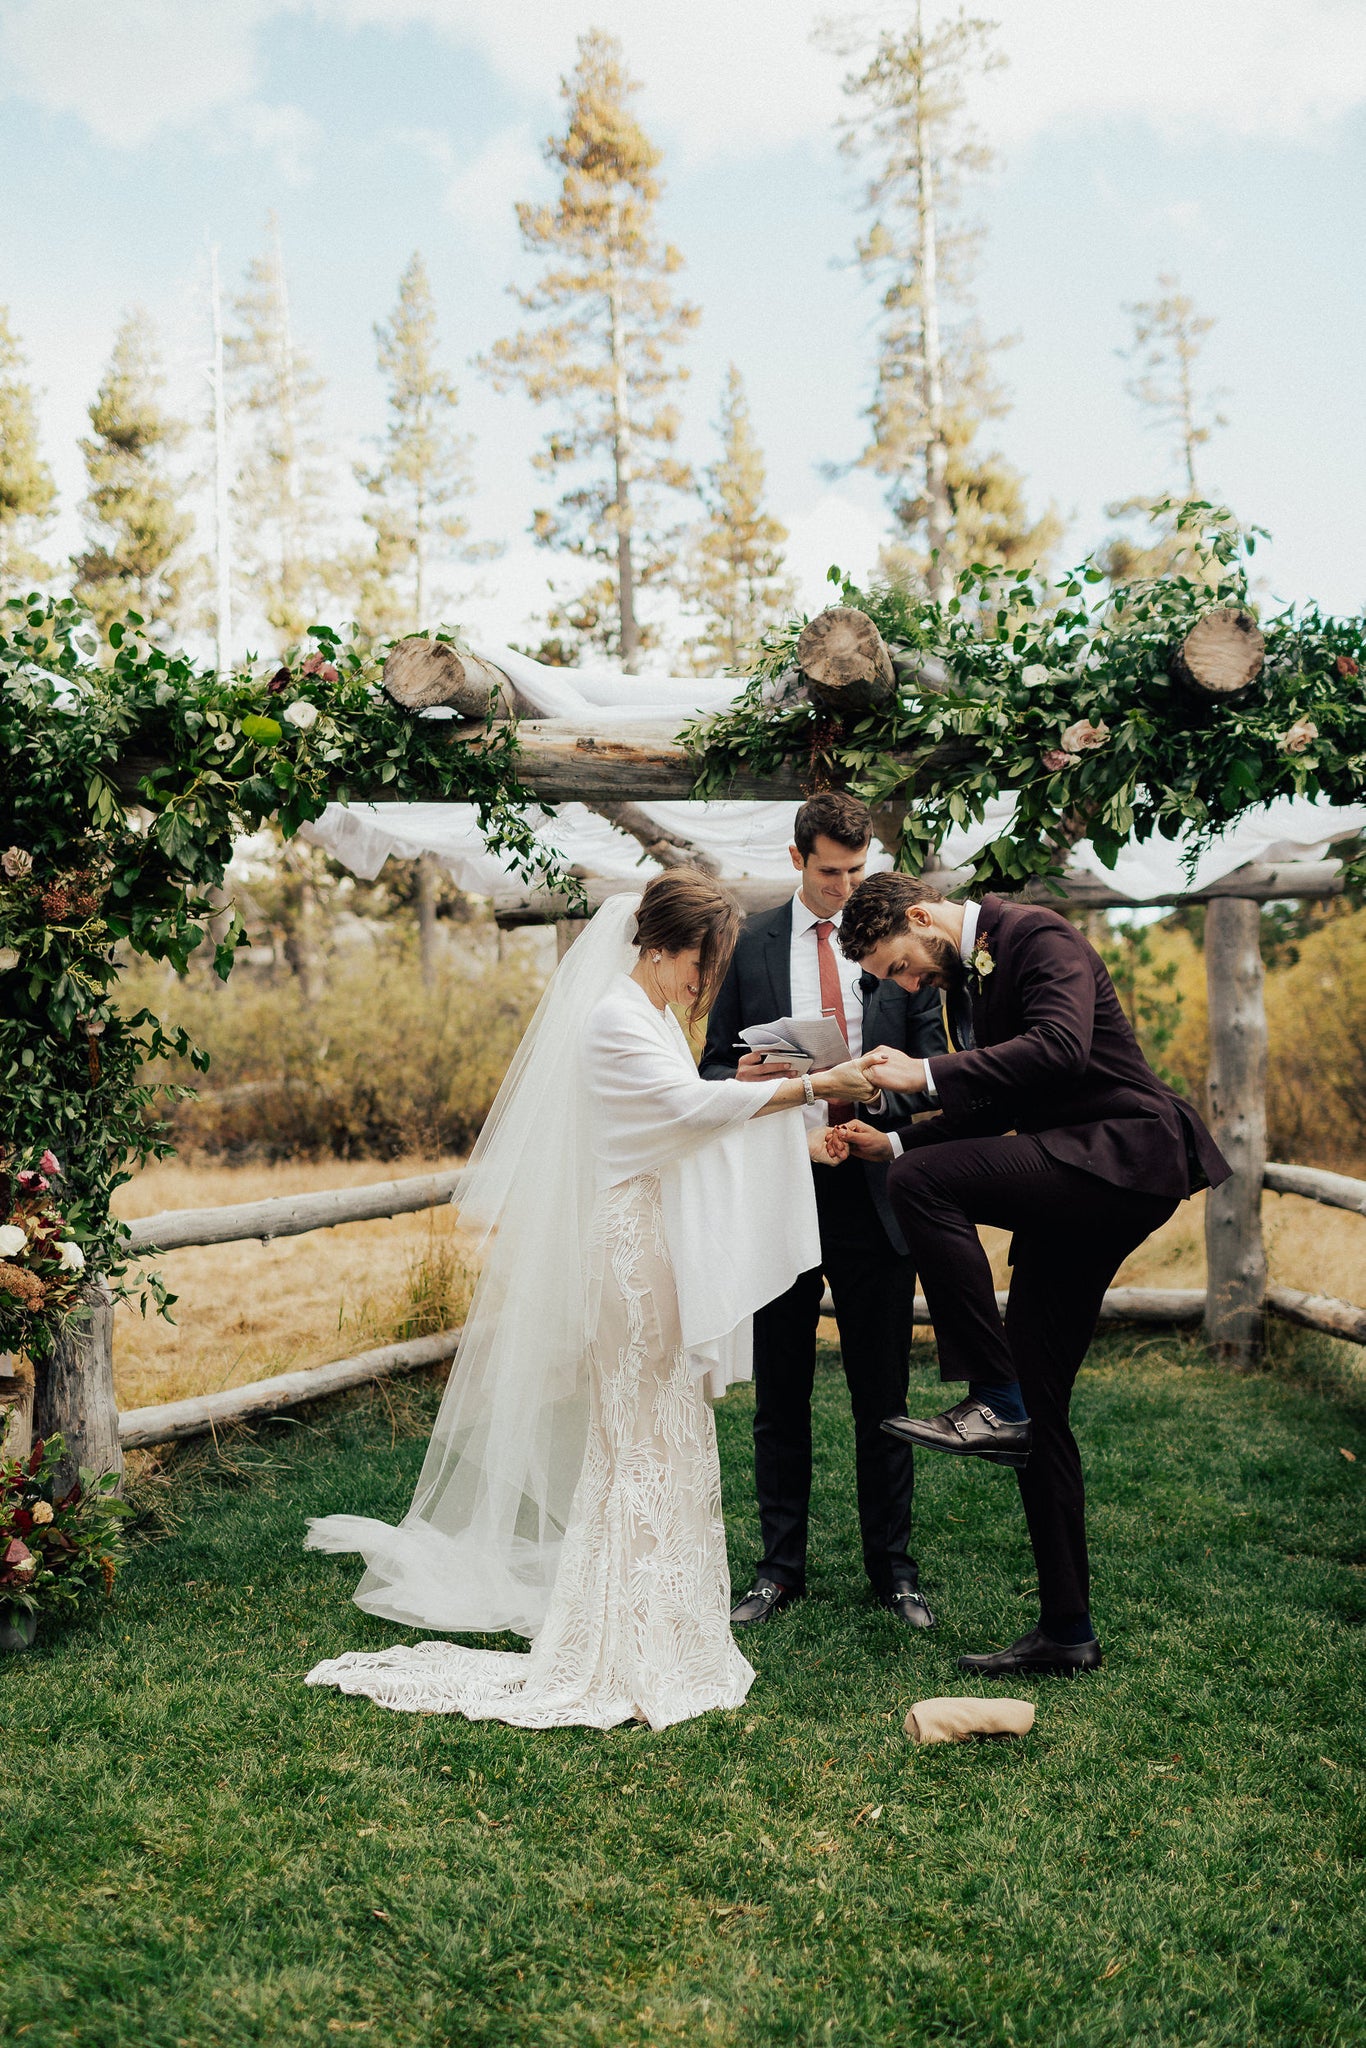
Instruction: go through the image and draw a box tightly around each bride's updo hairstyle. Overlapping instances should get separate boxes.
[633,869,742,1029]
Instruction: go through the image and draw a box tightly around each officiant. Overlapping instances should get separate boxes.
[701,794,947,1631]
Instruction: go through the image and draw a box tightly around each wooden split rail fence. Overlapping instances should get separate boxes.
[5,1157,1365,1487]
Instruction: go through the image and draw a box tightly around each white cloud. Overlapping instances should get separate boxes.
[6,0,1366,162]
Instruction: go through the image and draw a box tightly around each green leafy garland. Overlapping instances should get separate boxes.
[687,506,1366,888]
[0,598,563,1359]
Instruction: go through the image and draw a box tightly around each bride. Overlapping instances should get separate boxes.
[304,871,878,1730]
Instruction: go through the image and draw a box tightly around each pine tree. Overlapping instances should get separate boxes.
[72,308,193,637]
[483,29,699,670]
[1101,275,1230,584]
[227,214,338,647]
[681,366,794,673]
[0,307,57,599]
[354,254,485,641]
[832,6,1056,596]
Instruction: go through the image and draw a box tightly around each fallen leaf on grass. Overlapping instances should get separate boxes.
[475,1810,502,1829]
[1341,1447,1357,1462]
[1320,1756,1339,1770]
[1097,1957,1129,1982]
[370,1909,390,1922]
[851,1805,884,1826]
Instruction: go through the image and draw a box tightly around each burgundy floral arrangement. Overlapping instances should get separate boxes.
[0,1146,91,1358]
[0,1432,128,1625]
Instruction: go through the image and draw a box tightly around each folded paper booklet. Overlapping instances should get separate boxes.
[740,1015,851,1072]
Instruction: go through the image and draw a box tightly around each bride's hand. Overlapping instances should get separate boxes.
[808,1126,849,1167]
[736,1049,797,1081]
[816,1055,880,1104]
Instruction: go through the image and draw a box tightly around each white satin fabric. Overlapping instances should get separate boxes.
[304,925,818,1729]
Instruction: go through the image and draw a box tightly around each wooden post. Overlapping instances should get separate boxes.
[417,852,440,990]
[1203,897,1268,1366]
[33,1277,123,1494]
[0,1352,34,1463]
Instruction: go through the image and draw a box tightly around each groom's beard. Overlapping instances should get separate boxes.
[923,933,966,991]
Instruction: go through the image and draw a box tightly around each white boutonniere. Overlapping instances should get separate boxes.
[966,938,994,990]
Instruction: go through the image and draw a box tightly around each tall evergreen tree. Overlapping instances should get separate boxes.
[681,365,794,673]
[832,6,1056,596]
[1101,275,1230,584]
[0,307,57,599]
[483,28,699,670]
[72,308,193,637]
[354,253,482,640]
[227,214,338,647]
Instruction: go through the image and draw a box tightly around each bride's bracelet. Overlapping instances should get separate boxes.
[802,1074,817,1107]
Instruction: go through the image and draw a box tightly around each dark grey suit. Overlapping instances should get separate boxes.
[701,897,947,1597]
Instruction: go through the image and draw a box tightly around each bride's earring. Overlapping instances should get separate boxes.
[651,951,662,962]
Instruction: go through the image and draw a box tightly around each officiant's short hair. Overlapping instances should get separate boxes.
[838,872,946,960]
[793,792,873,856]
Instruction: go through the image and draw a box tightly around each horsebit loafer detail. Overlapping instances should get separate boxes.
[730,1578,801,1628]
[956,1628,1103,1678]
[886,1584,936,1629]
[881,1397,1033,1468]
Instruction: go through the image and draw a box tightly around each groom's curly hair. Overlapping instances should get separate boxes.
[634,871,743,1028]
[838,872,945,961]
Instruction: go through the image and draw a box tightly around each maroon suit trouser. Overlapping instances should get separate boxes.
[887,1131,1177,1623]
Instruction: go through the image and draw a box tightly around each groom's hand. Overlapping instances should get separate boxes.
[807,1126,849,1167]
[840,1118,894,1162]
[863,1045,928,1095]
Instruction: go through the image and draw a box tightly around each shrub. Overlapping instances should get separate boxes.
[118,931,548,1162]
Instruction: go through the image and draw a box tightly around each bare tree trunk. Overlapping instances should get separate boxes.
[1203,897,1268,1367]
[33,1278,123,1495]
[417,852,440,989]
[608,232,640,674]
[556,917,589,959]
[916,86,952,607]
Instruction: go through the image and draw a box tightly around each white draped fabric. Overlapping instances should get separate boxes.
[304,900,818,1728]
[297,640,1366,902]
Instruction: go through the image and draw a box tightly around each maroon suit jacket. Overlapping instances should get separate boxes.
[893,896,1230,1201]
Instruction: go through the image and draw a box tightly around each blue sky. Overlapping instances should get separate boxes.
[2,0,1364,660]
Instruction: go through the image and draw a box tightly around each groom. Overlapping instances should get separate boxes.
[701,794,947,1630]
[836,873,1230,1676]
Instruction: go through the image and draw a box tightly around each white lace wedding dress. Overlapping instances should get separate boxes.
[305,943,818,1732]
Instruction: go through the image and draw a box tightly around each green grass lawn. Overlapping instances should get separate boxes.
[3,1332,1364,2048]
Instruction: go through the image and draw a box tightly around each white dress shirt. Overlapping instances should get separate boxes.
[789,890,866,1130]
[886,901,979,1160]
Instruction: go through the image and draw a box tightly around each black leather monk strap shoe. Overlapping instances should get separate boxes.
[730,1577,802,1628]
[882,1397,1033,1469]
[957,1628,1102,1678]
[885,1579,936,1630]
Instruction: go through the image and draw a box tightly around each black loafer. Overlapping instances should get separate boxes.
[957,1627,1102,1677]
[730,1577,801,1628]
[882,1397,1033,1469]
[886,1582,936,1630]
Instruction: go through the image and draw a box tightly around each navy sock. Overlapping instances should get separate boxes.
[968,1379,1028,1424]
[1040,1609,1094,1645]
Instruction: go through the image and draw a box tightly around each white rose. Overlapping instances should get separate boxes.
[0,949,19,973]
[1021,664,1051,689]
[283,700,319,731]
[56,1241,86,1273]
[30,1500,53,1525]
[0,1224,27,1257]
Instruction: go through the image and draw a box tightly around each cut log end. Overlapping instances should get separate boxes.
[383,637,521,719]
[1171,609,1266,699]
[796,607,896,713]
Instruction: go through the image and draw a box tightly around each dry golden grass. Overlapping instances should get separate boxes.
[110,1155,475,1411]
[112,1158,1366,1406]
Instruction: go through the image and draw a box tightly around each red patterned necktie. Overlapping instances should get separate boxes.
[814,920,854,1127]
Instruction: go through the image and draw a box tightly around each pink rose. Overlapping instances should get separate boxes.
[300,654,339,683]
[39,1150,60,1177]
[1060,719,1110,754]
[16,1170,48,1193]
[1279,717,1318,755]
[1042,749,1072,773]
